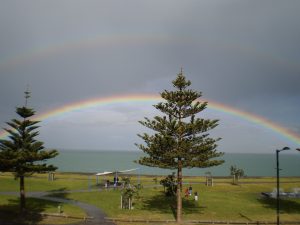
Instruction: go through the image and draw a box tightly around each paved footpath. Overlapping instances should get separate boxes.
[1,191,116,225]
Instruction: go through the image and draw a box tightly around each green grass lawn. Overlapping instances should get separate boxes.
[1,172,300,224]
[0,195,86,224]
[0,172,90,224]
[65,182,300,223]
[0,172,91,192]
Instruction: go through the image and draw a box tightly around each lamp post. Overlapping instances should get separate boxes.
[276,147,300,225]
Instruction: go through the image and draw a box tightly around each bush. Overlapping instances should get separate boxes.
[160,173,177,197]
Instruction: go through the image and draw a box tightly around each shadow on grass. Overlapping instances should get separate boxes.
[0,187,74,224]
[0,197,60,225]
[141,192,204,220]
[239,213,253,221]
[258,197,300,213]
[46,187,70,199]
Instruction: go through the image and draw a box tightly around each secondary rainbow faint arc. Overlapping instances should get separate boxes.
[1,34,298,72]
[0,94,299,145]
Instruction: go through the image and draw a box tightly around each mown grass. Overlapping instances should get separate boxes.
[0,172,91,192]
[0,195,85,224]
[1,172,300,224]
[0,172,89,224]
[66,182,300,223]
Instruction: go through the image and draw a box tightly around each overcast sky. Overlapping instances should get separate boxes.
[0,1,299,153]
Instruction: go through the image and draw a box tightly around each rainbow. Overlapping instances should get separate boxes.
[0,35,170,69]
[0,94,300,146]
[1,34,297,72]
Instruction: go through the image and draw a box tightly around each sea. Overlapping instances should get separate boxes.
[47,150,300,177]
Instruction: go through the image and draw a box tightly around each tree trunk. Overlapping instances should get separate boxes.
[176,159,182,223]
[20,175,25,211]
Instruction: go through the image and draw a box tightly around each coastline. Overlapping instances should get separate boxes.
[46,151,300,177]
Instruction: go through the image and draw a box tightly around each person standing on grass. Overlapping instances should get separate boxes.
[185,188,189,197]
[194,191,198,201]
[189,185,193,196]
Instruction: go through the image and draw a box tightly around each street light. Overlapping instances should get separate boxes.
[276,147,300,225]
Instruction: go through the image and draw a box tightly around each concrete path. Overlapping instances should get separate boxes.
[0,191,116,225]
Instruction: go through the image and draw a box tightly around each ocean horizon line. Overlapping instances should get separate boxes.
[52,149,299,155]
[46,150,300,176]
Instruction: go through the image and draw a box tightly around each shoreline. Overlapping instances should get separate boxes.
[48,171,300,178]
[2,172,299,179]
[2,172,300,184]
[47,151,300,177]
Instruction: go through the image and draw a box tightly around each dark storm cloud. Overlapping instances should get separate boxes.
[1,1,299,150]
[1,1,299,103]
[159,0,300,101]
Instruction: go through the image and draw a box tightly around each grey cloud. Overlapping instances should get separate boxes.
[1,1,300,151]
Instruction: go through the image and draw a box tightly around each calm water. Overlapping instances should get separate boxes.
[47,150,300,177]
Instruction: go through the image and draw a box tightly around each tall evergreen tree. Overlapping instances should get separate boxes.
[136,70,224,222]
[0,89,58,211]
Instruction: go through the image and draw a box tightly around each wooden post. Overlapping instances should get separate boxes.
[120,195,123,209]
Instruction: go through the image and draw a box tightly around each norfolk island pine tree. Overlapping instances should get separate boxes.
[0,89,58,211]
[135,70,224,223]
